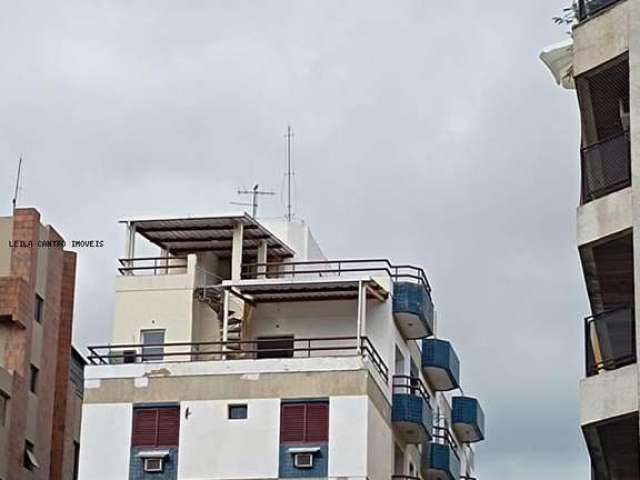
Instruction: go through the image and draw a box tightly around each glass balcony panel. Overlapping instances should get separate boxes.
[585,307,636,377]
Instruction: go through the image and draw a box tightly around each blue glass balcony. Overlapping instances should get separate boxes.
[421,339,460,391]
[452,397,485,443]
[421,442,461,480]
[392,376,433,444]
[393,282,434,339]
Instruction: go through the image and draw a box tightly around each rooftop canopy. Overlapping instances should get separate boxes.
[120,213,295,259]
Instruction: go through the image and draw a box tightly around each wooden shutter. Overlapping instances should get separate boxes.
[132,406,180,447]
[157,407,180,446]
[280,404,306,442]
[132,409,158,447]
[305,403,329,442]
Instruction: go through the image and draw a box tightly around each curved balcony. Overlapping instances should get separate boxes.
[392,375,433,444]
[452,397,485,444]
[421,439,461,480]
[421,339,460,391]
[393,282,434,339]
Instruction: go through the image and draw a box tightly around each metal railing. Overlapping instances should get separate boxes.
[432,425,460,458]
[118,256,188,275]
[585,306,636,377]
[577,0,623,21]
[391,476,420,480]
[581,131,630,203]
[393,374,431,403]
[241,258,431,292]
[87,335,388,382]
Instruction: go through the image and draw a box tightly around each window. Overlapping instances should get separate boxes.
[131,406,180,448]
[29,364,39,394]
[141,330,165,362]
[0,391,8,426]
[34,295,43,324]
[294,452,314,468]
[257,336,294,359]
[280,402,329,443]
[72,442,80,480]
[24,441,39,470]
[228,404,248,420]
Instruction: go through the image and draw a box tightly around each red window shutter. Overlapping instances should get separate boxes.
[280,404,306,442]
[305,403,329,442]
[132,409,158,447]
[157,407,180,447]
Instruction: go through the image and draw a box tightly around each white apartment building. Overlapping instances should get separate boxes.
[542,0,640,478]
[78,213,484,480]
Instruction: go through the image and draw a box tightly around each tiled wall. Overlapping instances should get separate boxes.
[279,444,328,478]
[129,448,178,480]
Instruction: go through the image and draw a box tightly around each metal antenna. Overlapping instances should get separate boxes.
[12,156,22,212]
[232,184,275,218]
[285,126,294,221]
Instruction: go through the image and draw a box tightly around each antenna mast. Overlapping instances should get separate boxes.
[12,156,22,212]
[285,125,294,221]
[232,184,275,218]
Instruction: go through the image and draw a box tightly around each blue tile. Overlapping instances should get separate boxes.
[421,339,460,391]
[452,397,485,443]
[129,447,178,480]
[422,443,461,480]
[393,282,434,338]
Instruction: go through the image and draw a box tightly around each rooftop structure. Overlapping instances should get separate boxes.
[79,213,485,480]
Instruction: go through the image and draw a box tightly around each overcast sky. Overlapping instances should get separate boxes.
[0,1,586,478]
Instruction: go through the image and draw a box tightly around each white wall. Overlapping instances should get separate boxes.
[367,397,393,480]
[78,403,132,480]
[178,398,280,479]
[329,396,369,478]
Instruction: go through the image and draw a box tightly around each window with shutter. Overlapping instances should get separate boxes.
[132,406,180,447]
[280,402,328,444]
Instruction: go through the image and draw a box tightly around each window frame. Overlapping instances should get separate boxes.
[228,404,248,420]
[141,329,166,362]
[0,391,8,427]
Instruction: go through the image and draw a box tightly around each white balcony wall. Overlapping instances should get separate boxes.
[329,396,369,478]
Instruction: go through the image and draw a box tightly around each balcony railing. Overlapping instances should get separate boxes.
[392,374,431,403]
[577,0,624,21]
[241,258,431,292]
[581,132,630,203]
[391,476,420,480]
[118,256,188,275]
[87,335,388,381]
[585,306,636,377]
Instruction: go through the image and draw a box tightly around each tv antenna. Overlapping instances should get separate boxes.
[285,125,294,221]
[12,156,23,212]
[231,184,275,218]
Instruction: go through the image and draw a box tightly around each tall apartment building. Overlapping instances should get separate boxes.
[541,0,640,477]
[0,208,84,480]
[79,213,485,480]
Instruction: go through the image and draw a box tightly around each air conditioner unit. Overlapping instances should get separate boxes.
[143,457,164,473]
[293,453,314,469]
[123,350,137,364]
[620,98,630,131]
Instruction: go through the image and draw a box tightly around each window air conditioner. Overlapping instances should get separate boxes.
[294,453,314,469]
[143,457,164,473]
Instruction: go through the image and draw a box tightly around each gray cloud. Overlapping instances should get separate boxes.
[0,1,588,477]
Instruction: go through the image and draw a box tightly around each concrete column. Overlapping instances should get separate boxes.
[257,240,268,278]
[231,223,244,281]
[356,281,362,353]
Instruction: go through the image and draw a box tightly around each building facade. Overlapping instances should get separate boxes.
[0,208,83,480]
[79,214,485,480]
[542,0,640,477]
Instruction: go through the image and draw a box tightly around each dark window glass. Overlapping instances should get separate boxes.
[24,441,38,470]
[73,442,80,480]
[280,402,329,443]
[228,404,248,420]
[131,406,180,447]
[257,336,294,359]
[29,365,39,394]
[34,295,44,324]
[0,392,8,426]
